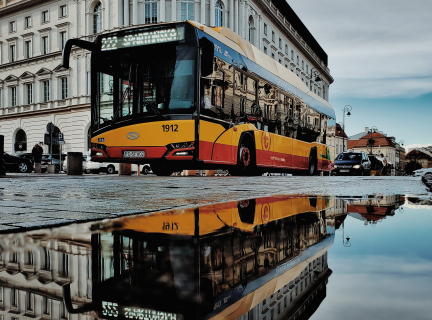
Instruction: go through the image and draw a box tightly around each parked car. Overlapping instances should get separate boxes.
[41,154,66,173]
[3,152,33,173]
[413,168,432,177]
[85,160,150,175]
[63,155,88,173]
[333,150,371,176]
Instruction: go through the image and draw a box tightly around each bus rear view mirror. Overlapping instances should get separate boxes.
[200,37,214,77]
[62,39,96,69]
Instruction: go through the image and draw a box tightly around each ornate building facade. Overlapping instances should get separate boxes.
[0,0,333,156]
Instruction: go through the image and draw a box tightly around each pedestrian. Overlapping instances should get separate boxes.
[32,144,42,164]
[380,153,388,176]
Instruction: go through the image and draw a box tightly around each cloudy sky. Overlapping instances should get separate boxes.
[288,0,432,150]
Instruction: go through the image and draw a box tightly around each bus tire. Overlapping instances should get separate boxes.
[231,133,257,176]
[152,164,173,176]
[308,147,318,176]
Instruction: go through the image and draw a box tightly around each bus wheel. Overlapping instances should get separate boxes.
[231,134,257,176]
[152,164,173,176]
[308,148,318,176]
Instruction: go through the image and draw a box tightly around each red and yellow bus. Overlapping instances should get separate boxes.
[62,21,335,176]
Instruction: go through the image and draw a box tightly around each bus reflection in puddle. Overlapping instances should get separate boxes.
[4,194,399,320]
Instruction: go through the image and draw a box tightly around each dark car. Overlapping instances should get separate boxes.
[3,152,34,173]
[333,151,371,176]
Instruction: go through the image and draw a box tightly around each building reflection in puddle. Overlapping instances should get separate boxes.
[0,195,408,320]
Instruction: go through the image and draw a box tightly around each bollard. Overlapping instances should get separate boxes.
[47,164,56,173]
[0,135,5,176]
[67,152,83,175]
[119,163,132,175]
[205,170,215,176]
[34,163,41,173]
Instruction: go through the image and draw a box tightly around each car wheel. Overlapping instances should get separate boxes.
[106,165,115,174]
[142,166,150,175]
[17,162,28,173]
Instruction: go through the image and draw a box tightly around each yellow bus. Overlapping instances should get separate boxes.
[62,21,336,176]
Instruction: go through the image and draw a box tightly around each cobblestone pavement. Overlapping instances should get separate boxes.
[0,173,430,232]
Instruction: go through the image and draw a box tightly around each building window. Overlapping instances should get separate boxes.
[10,87,17,106]
[42,248,50,270]
[248,16,256,46]
[306,65,308,73]
[215,1,223,27]
[60,32,67,49]
[285,44,288,54]
[61,78,68,99]
[279,38,282,49]
[291,50,294,60]
[26,84,33,104]
[42,36,49,54]
[302,61,304,70]
[11,289,18,308]
[264,47,267,54]
[42,10,49,23]
[93,3,102,33]
[181,0,194,20]
[145,0,157,24]
[59,253,69,277]
[26,292,34,311]
[297,55,299,65]
[25,41,31,58]
[264,23,267,35]
[9,21,16,33]
[279,59,282,64]
[42,297,50,315]
[43,81,50,102]
[9,45,16,62]
[25,16,32,28]
[272,31,275,42]
[285,64,288,68]
[59,5,67,18]
[271,53,275,60]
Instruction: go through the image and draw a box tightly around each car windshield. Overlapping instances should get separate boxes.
[337,153,362,161]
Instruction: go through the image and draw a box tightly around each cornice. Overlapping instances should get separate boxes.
[0,102,90,120]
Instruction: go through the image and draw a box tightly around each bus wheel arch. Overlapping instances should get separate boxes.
[308,147,318,176]
[232,132,257,176]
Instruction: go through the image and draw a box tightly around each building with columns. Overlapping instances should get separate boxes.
[0,0,333,156]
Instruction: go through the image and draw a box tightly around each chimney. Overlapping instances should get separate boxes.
[365,127,369,133]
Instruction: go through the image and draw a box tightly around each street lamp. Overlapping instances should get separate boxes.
[342,220,351,247]
[342,105,352,152]
[368,126,378,155]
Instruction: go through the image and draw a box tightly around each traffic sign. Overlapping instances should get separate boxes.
[58,133,64,142]
[46,122,55,133]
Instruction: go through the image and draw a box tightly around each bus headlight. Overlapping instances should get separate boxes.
[171,142,195,149]
[353,165,361,169]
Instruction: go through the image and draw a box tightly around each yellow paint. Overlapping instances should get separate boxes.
[91,120,195,147]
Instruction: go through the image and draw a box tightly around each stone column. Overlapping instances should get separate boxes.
[209,0,215,26]
[124,0,129,26]
[132,0,138,24]
[229,0,234,30]
[160,0,165,22]
[201,0,206,24]
[171,0,176,21]
[80,0,86,37]
[238,0,243,37]
[235,0,239,33]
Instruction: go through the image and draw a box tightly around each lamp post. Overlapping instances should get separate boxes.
[397,139,405,172]
[368,126,378,155]
[342,105,352,152]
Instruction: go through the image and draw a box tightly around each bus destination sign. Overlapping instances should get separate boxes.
[101,28,183,51]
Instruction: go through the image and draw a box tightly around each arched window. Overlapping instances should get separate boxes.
[145,0,157,24]
[248,16,255,45]
[15,129,27,152]
[215,1,223,27]
[93,2,102,34]
[181,0,194,20]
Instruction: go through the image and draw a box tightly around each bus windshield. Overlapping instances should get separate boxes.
[92,44,196,132]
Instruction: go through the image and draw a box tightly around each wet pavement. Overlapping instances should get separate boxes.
[0,174,430,232]
[0,194,430,320]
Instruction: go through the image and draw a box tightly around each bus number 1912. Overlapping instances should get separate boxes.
[162,124,178,132]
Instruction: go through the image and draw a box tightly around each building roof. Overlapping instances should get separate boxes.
[335,124,348,138]
[406,149,432,159]
[349,132,368,140]
[271,0,328,66]
[351,132,396,148]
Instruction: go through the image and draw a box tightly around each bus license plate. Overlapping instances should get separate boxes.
[123,151,145,158]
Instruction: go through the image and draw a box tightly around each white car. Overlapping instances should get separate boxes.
[413,168,432,177]
[85,160,151,175]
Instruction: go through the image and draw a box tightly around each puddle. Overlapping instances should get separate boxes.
[0,195,431,320]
